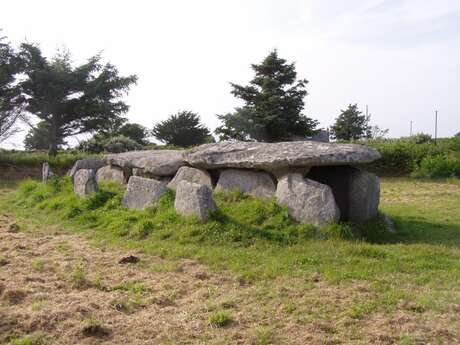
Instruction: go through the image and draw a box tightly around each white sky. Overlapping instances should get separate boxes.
[1,0,460,148]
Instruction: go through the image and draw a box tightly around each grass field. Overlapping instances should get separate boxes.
[0,177,459,344]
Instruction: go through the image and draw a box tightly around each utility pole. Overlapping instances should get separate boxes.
[434,110,438,144]
[410,121,413,136]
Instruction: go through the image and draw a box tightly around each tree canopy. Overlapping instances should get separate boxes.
[152,111,212,147]
[0,34,24,143]
[24,121,65,150]
[18,44,137,155]
[116,123,149,145]
[330,104,371,141]
[215,50,318,142]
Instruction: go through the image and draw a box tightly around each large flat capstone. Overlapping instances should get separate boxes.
[105,150,186,176]
[184,141,381,171]
[68,159,106,180]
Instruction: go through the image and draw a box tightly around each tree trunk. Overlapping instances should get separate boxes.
[48,142,58,157]
[48,124,58,157]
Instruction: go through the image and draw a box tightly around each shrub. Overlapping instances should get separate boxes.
[103,135,143,153]
[78,135,142,153]
[77,136,106,153]
[412,155,460,178]
[408,133,432,144]
[363,136,459,176]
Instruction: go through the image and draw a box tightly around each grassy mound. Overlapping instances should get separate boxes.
[5,177,400,280]
[14,178,389,247]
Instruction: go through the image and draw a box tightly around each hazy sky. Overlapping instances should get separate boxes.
[1,0,459,148]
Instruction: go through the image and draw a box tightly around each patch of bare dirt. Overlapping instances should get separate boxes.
[0,213,459,344]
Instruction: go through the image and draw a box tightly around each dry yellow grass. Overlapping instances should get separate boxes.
[1,209,459,344]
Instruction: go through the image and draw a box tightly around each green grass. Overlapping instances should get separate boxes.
[1,176,459,326]
[8,334,49,345]
[209,310,233,327]
[31,259,46,272]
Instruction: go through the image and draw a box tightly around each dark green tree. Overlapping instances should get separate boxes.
[215,50,318,142]
[18,44,137,156]
[330,104,371,141]
[24,121,65,150]
[152,111,211,147]
[117,123,149,145]
[0,34,24,143]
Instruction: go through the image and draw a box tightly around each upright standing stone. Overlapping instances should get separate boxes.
[276,174,340,226]
[73,169,98,197]
[122,176,167,210]
[96,165,128,184]
[174,181,217,221]
[167,166,213,190]
[307,166,380,222]
[348,169,380,222]
[215,169,276,198]
[42,162,54,183]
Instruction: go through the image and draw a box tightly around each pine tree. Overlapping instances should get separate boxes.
[19,44,137,155]
[0,34,24,143]
[215,50,318,142]
[24,121,65,150]
[330,104,371,141]
[152,111,212,147]
[117,123,149,145]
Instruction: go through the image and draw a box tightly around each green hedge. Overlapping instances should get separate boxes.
[364,136,460,178]
[0,150,99,169]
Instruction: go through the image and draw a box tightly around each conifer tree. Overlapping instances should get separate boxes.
[215,50,318,142]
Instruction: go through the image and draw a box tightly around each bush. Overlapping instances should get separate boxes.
[408,133,432,144]
[103,135,142,153]
[78,135,142,153]
[412,155,460,179]
[363,136,459,176]
[77,136,106,153]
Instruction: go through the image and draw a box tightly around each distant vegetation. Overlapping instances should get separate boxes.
[0,150,97,170]
[152,111,213,147]
[330,104,388,141]
[1,32,458,180]
[363,135,460,178]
